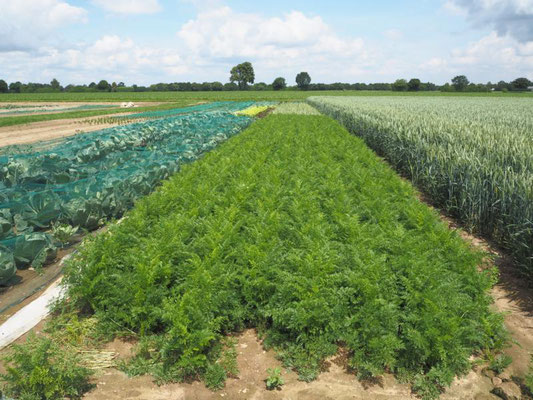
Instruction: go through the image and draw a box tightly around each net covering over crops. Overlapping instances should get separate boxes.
[117,101,256,120]
[309,96,533,277]
[62,115,506,399]
[0,102,253,284]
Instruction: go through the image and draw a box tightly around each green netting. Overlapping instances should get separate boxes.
[118,101,261,119]
[0,245,16,284]
[0,137,69,157]
[0,102,253,284]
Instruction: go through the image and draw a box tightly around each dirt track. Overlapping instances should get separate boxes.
[0,102,160,118]
[0,114,132,147]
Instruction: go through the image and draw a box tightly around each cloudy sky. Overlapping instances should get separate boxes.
[0,0,532,85]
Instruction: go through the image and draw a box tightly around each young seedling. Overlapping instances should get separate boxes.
[51,223,78,246]
[265,367,284,390]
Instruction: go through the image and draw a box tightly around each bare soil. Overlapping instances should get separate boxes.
[0,113,134,147]
[0,102,161,117]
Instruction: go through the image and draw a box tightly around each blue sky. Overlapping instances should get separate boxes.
[0,0,532,85]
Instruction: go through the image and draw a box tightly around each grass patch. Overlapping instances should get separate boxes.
[59,114,506,398]
[0,90,532,104]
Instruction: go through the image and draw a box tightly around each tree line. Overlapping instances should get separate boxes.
[0,62,531,94]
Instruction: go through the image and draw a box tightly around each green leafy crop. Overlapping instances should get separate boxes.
[0,334,93,400]
[61,114,507,398]
[265,367,284,390]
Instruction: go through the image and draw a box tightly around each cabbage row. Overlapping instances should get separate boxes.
[0,104,253,284]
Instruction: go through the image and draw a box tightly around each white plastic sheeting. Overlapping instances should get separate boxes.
[0,277,65,349]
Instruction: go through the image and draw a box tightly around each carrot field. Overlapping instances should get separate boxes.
[50,114,507,399]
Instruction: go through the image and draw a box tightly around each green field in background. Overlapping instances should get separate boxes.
[0,90,531,104]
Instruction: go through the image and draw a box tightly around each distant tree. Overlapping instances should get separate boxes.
[295,72,311,90]
[272,77,286,91]
[224,82,239,91]
[511,77,531,90]
[421,82,437,91]
[201,82,212,91]
[88,82,96,89]
[495,80,510,91]
[252,82,268,91]
[451,75,469,91]
[96,80,110,91]
[211,81,224,91]
[0,79,7,93]
[392,79,408,91]
[230,62,255,90]
[190,83,202,91]
[118,82,125,87]
[111,82,117,92]
[9,82,22,93]
[50,78,61,90]
[407,78,421,91]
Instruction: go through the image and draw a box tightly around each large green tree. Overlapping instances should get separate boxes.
[50,78,61,90]
[96,80,110,91]
[407,78,421,91]
[451,75,469,91]
[511,77,531,90]
[296,72,311,90]
[9,82,22,93]
[392,79,408,92]
[272,77,286,91]
[230,62,255,90]
[0,79,8,93]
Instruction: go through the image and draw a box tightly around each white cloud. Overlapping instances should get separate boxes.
[91,0,161,15]
[0,5,376,84]
[0,35,187,84]
[0,0,87,51]
[2,2,532,85]
[421,32,533,81]
[176,6,371,81]
[445,0,533,42]
[452,32,533,73]
[383,29,404,41]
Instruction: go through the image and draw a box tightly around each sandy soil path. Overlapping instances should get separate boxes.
[0,102,161,117]
[0,114,134,147]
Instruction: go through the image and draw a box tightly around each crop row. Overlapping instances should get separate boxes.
[272,102,321,115]
[62,114,506,398]
[309,96,533,277]
[0,104,253,284]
